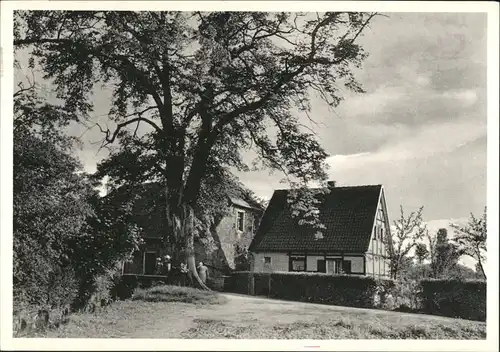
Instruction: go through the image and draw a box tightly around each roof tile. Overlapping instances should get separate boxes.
[249,185,382,253]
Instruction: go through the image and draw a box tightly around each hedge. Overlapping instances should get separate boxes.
[225,271,393,309]
[419,278,486,321]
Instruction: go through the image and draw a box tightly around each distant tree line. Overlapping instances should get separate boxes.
[385,206,487,281]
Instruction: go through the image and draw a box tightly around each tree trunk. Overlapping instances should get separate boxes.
[183,206,211,290]
[477,257,486,280]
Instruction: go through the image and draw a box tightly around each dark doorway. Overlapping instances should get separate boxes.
[144,252,157,275]
[317,259,326,273]
[342,260,352,274]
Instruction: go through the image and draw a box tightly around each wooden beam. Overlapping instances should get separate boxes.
[341,251,345,273]
[363,254,366,275]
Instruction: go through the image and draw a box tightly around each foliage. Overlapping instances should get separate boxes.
[386,206,426,279]
[131,285,228,305]
[15,11,379,287]
[13,81,143,312]
[13,83,95,309]
[389,279,422,311]
[419,279,486,321]
[226,271,393,309]
[430,228,462,279]
[414,242,429,265]
[451,208,487,279]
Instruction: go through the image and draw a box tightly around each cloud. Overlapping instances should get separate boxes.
[326,118,486,168]
[12,12,487,226]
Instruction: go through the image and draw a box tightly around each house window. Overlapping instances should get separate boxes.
[379,227,384,241]
[237,211,245,232]
[327,259,342,274]
[290,256,306,271]
[264,256,271,264]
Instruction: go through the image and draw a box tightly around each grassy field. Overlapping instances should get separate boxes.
[33,292,485,339]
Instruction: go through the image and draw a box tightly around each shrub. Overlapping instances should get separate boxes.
[268,272,387,308]
[224,271,252,294]
[131,285,228,305]
[227,271,393,309]
[419,278,486,321]
[389,279,422,311]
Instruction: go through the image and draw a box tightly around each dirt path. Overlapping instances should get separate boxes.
[45,293,485,339]
[129,293,469,338]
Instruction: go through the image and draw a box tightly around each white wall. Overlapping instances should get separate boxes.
[366,193,391,278]
[252,252,289,272]
[306,255,324,271]
[252,253,365,274]
[345,256,364,273]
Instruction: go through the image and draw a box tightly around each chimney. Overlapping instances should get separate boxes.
[327,180,336,189]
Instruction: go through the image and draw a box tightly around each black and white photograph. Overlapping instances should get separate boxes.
[1,1,498,351]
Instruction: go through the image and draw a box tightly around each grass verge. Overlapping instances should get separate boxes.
[182,315,486,339]
[131,285,228,305]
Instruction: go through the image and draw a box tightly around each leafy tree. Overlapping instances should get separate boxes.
[13,81,95,308]
[386,206,426,280]
[15,11,379,288]
[430,228,462,278]
[13,76,142,310]
[414,242,429,265]
[451,208,487,279]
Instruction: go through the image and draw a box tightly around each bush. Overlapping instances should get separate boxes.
[131,285,228,305]
[389,279,422,311]
[419,278,486,321]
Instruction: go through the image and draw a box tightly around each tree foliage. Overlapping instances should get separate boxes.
[414,242,429,265]
[13,82,94,308]
[386,206,426,280]
[430,228,462,279]
[13,80,143,309]
[15,10,378,288]
[451,208,487,279]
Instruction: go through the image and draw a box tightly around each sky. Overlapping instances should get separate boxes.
[14,12,487,238]
[235,12,487,225]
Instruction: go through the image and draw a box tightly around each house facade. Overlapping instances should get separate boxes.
[193,197,263,272]
[249,183,391,278]
[119,183,263,276]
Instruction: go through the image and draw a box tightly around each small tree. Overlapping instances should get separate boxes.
[386,205,426,280]
[430,228,461,278]
[451,208,487,279]
[414,242,429,265]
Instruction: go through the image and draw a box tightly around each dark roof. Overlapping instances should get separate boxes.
[249,185,382,253]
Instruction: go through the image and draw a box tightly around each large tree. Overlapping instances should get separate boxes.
[451,208,487,279]
[14,11,378,288]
